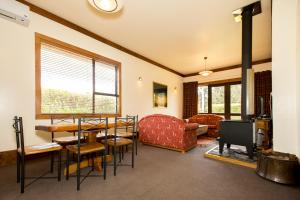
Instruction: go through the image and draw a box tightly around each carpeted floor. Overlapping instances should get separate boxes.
[0,143,299,200]
[197,136,216,147]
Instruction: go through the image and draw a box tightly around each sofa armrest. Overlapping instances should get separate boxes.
[184,123,198,131]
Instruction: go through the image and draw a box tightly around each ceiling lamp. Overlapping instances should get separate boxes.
[88,0,123,13]
[199,57,213,77]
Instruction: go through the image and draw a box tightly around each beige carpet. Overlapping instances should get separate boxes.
[0,143,299,200]
[197,136,216,147]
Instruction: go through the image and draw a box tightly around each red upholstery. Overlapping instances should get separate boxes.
[188,114,224,137]
[138,114,198,152]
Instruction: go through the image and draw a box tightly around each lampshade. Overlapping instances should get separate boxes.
[199,70,213,77]
[199,57,213,77]
[88,0,123,13]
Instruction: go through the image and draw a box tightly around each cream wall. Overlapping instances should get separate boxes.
[272,0,300,156]
[183,62,271,83]
[0,12,183,152]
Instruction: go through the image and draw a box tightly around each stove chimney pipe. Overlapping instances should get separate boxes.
[233,1,261,121]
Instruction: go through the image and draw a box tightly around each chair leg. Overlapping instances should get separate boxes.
[77,154,81,191]
[135,135,138,156]
[17,153,20,183]
[91,153,95,171]
[20,156,25,193]
[103,151,106,180]
[50,152,54,173]
[58,151,61,181]
[113,145,117,176]
[66,150,69,180]
[121,146,124,160]
[119,147,122,163]
[132,142,134,168]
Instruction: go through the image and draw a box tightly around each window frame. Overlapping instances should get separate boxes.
[35,33,122,119]
[197,85,209,113]
[198,78,241,120]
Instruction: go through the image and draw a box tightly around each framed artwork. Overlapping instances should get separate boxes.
[153,82,168,107]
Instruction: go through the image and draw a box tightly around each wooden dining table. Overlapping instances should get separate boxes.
[35,121,131,175]
[35,121,130,133]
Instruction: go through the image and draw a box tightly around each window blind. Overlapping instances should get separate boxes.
[40,43,118,114]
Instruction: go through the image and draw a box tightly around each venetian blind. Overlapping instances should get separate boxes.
[40,43,93,114]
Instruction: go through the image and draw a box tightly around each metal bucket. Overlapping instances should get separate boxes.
[256,151,300,184]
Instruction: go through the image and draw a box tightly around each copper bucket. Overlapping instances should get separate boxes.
[256,151,300,184]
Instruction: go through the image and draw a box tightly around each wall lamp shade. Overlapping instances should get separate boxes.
[88,0,123,13]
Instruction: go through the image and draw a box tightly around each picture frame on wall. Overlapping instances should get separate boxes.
[153,82,168,107]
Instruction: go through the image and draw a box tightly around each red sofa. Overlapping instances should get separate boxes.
[188,114,224,137]
[139,114,198,153]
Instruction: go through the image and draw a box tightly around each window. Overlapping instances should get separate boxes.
[230,84,241,114]
[36,33,121,119]
[197,79,241,120]
[198,86,208,113]
[211,86,225,114]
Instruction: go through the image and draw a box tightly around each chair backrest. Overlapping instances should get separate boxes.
[51,116,75,125]
[114,116,136,136]
[126,115,138,132]
[77,117,108,153]
[13,116,25,155]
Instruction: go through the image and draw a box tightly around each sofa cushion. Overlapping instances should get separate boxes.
[189,117,207,124]
[184,123,198,131]
[207,125,217,129]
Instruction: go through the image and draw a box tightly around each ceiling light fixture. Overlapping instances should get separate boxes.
[88,0,123,13]
[199,57,213,77]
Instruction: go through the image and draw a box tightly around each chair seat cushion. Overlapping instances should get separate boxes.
[96,132,114,138]
[19,143,62,155]
[66,142,105,154]
[116,131,134,137]
[104,138,133,146]
[53,136,80,144]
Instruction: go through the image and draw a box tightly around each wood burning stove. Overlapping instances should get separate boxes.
[219,1,261,159]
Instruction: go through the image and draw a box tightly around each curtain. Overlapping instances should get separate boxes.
[254,70,272,116]
[183,82,198,119]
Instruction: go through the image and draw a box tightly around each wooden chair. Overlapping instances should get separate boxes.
[13,116,62,193]
[105,116,136,176]
[116,115,139,156]
[65,117,108,191]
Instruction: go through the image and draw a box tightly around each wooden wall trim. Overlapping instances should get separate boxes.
[0,150,53,167]
[198,78,242,86]
[183,58,272,77]
[17,0,183,77]
[0,150,16,167]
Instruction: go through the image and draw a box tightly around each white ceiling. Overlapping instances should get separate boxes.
[26,0,272,75]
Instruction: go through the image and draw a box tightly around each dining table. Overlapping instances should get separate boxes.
[35,121,131,175]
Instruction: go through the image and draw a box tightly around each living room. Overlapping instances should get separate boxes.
[0,0,300,199]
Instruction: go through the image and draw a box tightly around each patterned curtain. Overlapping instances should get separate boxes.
[254,70,272,116]
[183,82,198,119]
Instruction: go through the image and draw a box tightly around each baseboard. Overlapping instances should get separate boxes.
[0,149,51,167]
[0,150,17,167]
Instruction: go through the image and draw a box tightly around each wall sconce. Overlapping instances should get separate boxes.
[138,77,142,81]
[174,87,177,91]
